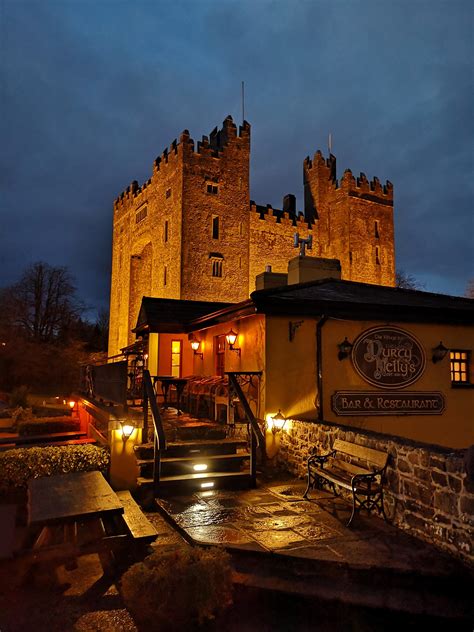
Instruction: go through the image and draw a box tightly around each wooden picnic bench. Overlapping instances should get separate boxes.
[21,471,157,579]
[303,439,389,527]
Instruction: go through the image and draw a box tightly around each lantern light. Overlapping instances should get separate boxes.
[120,421,135,441]
[68,400,76,409]
[225,329,241,356]
[190,336,203,358]
[270,410,287,434]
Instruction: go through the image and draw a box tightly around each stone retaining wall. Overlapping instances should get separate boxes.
[276,419,473,565]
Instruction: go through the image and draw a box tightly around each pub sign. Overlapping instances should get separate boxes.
[351,326,426,389]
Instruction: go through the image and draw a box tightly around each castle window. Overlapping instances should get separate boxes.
[212,260,223,278]
[166,188,171,199]
[212,215,220,240]
[135,206,147,224]
[164,220,169,243]
[171,340,182,377]
[207,184,218,195]
[349,251,353,264]
[375,246,380,265]
[450,350,470,385]
[164,265,167,286]
[375,221,380,239]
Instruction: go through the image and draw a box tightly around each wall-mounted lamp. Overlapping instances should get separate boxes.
[68,400,76,410]
[270,410,287,435]
[338,337,353,361]
[190,336,203,359]
[432,341,449,364]
[120,420,135,441]
[225,329,241,356]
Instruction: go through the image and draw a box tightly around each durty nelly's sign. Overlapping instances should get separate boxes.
[332,391,445,416]
[352,326,426,389]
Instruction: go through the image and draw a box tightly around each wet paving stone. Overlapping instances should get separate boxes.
[292,522,341,542]
[239,514,311,532]
[185,524,256,546]
[285,500,324,514]
[173,507,241,528]
[250,529,308,550]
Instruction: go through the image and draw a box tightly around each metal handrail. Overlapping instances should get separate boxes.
[142,370,166,495]
[227,372,266,464]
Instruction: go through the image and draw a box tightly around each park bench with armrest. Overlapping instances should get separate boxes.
[304,438,389,527]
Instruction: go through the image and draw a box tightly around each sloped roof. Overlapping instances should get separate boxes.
[134,297,235,334]
[250,278,474,324]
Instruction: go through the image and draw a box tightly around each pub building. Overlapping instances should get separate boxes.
[136,255,474,450]
[124,255,474,563]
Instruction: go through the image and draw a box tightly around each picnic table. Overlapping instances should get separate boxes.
[24,470,157,577]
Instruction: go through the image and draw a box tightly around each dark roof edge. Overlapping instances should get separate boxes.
[187,300,256,331]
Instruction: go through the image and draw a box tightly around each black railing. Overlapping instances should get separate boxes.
[227,372,265,485]
[142,370,166,496]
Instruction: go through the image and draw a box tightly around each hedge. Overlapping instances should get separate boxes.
[18,417,80,436]
[0,444,110,492]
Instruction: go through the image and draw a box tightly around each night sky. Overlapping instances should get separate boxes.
[1,0,473,318]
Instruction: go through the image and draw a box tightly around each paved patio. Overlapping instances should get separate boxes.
[154,476,474,621]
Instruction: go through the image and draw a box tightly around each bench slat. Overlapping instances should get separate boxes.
[330,459,372,477]
[332,439,387,470]
[116,490,158,543]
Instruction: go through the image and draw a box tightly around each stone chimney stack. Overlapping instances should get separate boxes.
[287,256,341,285]
[255,265,288,291]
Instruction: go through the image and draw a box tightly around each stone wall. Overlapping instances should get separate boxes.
[277,419,473,565]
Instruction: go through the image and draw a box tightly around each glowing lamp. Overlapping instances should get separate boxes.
[270,410,287,435]
[225,329,241,355]
[120,421,135,441]
[68,400,76,409]
[201,482,214,489]
[190,337,203,358]
[193,463,208,472]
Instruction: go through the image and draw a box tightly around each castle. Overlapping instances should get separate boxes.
[108,115,395,357]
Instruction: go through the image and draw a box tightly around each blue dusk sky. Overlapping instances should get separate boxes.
[1,0,473,316]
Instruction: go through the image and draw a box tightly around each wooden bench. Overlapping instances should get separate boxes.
[115,490,158,545]
[303,439,389,527]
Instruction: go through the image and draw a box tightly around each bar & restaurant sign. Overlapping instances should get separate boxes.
[332,326,445,416]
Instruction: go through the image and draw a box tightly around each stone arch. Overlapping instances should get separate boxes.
[128,241,153,345]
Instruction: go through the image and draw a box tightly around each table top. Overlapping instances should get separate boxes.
[28,471,124,526]
[155,376,189,384]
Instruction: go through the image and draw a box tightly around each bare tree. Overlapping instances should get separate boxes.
[395,269,425,291]
[3,262,84,343]
[465,278,474,299]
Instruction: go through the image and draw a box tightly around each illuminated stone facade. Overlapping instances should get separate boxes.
[108,115,395,356]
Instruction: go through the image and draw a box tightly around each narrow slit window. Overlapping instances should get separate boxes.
[212,215,219,240]
[164,265,167,286]
[450,351,470,384]
[164,220,169,243]
[212,260,223,278]
[375,246,380,265]
[207,184,218,195]
[374,220,380,239]
[349,251,353,264]
[166,188,171,199]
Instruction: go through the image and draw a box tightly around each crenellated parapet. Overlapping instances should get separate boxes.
[250,201,312,228]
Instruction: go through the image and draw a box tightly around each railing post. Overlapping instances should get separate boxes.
[142,384,149,444]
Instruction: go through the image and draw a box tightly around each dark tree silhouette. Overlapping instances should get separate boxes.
[395,269,425,291]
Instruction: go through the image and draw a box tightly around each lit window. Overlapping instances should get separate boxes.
[450,350,470,384]
[171,340,182,377]
[164,220,169,242]
[212,215,219,240]
[207,184,218,195]
[135,206,147,223]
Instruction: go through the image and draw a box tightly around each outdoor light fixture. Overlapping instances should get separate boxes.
[193,463,208,472]
[432,341,449,364]
[190,337,203,359]
[68,400,75,409]
[338,337,353,361]
[201,482,214,489]
[225,329,241,356]
[120,421,135,441]
[270,410,287,435]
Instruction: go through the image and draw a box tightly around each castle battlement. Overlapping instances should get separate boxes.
[250,201,311,228]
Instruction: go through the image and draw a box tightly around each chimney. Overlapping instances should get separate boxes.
[283,194,296,215]
[255,265,288,291]
[287,256,341,285]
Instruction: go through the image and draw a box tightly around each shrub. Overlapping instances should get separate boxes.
[18,416,80,436]
[9,386,29,408]
[121,546,233,630]
[0,444,110,492]
[10,407,33,426]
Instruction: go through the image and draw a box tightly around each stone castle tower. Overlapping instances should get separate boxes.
[108,115,395,356]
